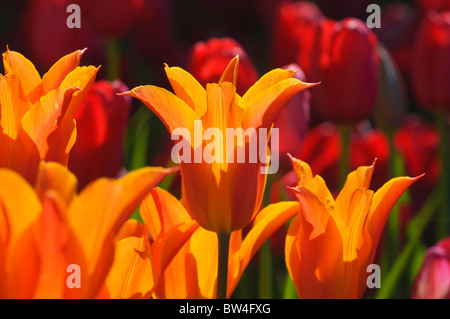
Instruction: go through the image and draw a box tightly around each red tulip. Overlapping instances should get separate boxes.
[411,10,450,111]
[413,237,450,299]
[297,18,380,124]
[187,37,259,96]
[82,0,145,38]
[394,115,440,211]
[68,80,132,190]
[273,64,311,172]
[270,1,324,68]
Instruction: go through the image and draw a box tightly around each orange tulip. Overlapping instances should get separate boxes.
[285,155,422,298]
[0,161,176,298]
[103,211,199,299]
[125,187,299,299]
[122,56,315,233]
[0,48,99,184]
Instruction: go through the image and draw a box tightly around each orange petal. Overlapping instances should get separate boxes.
[106,235,155,299]
[67,166,177,297]
[151,220,199,282]
[41,49,86,94]
[285,205,345,298]
[34,161,77,205]
[32,192,68,299]
[0,168,42,298]
[239,68,296,108]
[2,48,41,96]
[289,186,330,240]
[0,74,32,139]
[368,175,422,261]
[219,56,239,88]
[164,65,207,117]
[230,201,300,294]
[288,154,334,210]
[7,125,41,184]
[121,85,200,135]
[0,168,41,247]
[140,187,192,241]
[20,86,79,159]
[241,77,317,131]
[335,162,375,226]
[59,65,99,118]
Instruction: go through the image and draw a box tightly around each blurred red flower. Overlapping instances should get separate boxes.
[297,18,380,124]
[273,64,311,172]
[68,80,132,190]
[82,0,145,38]
[413,237,450,299]
[394,115,440,211]
[419,0,450,12]
[270,1,323,68]
[187,37,259,96]
[373,2,417,80]
[411,10,450,111]
[22,0,101,71]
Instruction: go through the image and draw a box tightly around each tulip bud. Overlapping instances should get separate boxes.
[187,37,259,95]
[411,10,450,111]
[298,18,380,124]
[413,237,450,299]
[68,80,132,190]
[394,115,441,211]
[270,1,323,68]
[373,45,408,133]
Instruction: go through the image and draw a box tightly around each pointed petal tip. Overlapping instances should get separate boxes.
[117,90,133,97]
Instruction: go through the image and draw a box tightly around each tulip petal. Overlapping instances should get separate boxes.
[0,169,41,247]
[34,161,77,205]
[0,74,32,139]
[164,65,207,117]
[2,48,41,96]
[67,166,177,297]
[242,77,316,131]
[240,68,296,108]
[32,193,68,299]
[289,186,330,240]
[368,175,422,260]
[21,86,79,159]
[121,86,200,135]
[106,234,155,299]
[0,169,41,298]
[41,49,85,94]
[59,65,100,118]
[219,56,239,88]
[335,163,375,225]
[140,187,192,241]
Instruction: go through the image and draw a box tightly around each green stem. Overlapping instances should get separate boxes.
[339,125,351,189]
[437,113,450,239]
[376,188,442,299]
[282,272,298,299]
[216,232,231,299]
[258,241,273,298]
[106,38,120,81]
